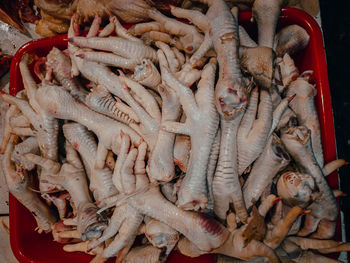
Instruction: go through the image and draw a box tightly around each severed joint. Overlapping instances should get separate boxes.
[132,59,161,90]
[277,171,316,208]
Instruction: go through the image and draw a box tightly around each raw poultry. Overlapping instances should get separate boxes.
[1,0,349,262]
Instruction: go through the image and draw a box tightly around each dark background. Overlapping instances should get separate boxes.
[320,0,350,257]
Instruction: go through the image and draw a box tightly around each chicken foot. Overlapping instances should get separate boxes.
[281,126,338,238]
[237,87,273,175]
[63,122,118,202]
[243,134,290,209]
[46,47,87,102]
[2,136,56,233]
[34,83,141,162]
[85,84,139,125]
[286,76,324,167]
[11,136,39,171]
[25,142,106,241]
[161,55,219,210]
[144,219,179,258]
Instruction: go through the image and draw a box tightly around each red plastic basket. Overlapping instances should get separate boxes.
[9,7,339,263]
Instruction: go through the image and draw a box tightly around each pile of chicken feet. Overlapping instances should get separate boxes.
[1,0,349,262]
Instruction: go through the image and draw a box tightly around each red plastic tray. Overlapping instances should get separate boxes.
[9,8,339,263]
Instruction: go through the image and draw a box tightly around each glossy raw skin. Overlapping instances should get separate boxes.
[0,105,19,154]
[277,171,315,208]
[189,0,248,220]
[213,114,247,221]
[170,5,209,34]
[25,142,106,241]
[237,88,273,175]
[67,16,126,100]
[129,186,229,252]
[264,206,304,249]
[10,113,31,132]
[132,59,161,90]
[2,136,56,233]
[239,46,276,89]
[281,126,338,239]
[10,57,61,196]
[188,1,247,118]
[275,24,310,57]
[236,0,282,90]
[258,194,279,217]
[323,159,348,176]
[178,196,281,261]
[11,136,39,171]
[147,84,180,182]
[123,245,162,263]
[63,122,118,202]
[210,3,248,118]
[155,46,195,174]
[275,53,299,94]
[173,132,191,173]
[70,36,158,62]
[70,46,126,100]
[0,93,61,196]
[105,0,151,24]
[286,77,324,167]
[160,181,177,203]
[293,251,343,263]
[213,225,279,263]
[277,240,348,263]
[147,8,204,54]
[62,240,104,260]
[46,47,87,102]
[287,236,350,254]
[118,75,162,125]
[161,56,219,210]
[107,138,228,252]
[129,21,162,36]
[34,84,141,158]
[206,128,221,212]
[85,85,139,125]
[76,50,141,70]
[19,55,59,162]
[89,202,143,259]
[252,0,286,48]
[118,81,161,153]
[96,139,148,261]
[270,87,297,131]
[243,134,290,209]
[144,219,179,257]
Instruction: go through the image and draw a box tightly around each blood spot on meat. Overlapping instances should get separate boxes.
[227,88,237,95]
[198,213,223,236]
[174,158,186,172]
[73,142,79,150]
[186,45,193,52]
